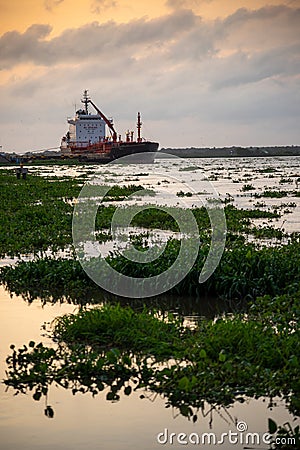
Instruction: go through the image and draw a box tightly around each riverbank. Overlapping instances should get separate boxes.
[160,145,300,158]
[1,145,300,165]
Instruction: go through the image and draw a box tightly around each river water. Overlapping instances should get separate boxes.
[1,156,300,450]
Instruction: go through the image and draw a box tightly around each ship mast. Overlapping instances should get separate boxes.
[137,112,142,143]
[82,90,89,114]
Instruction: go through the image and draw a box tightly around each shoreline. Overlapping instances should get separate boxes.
[159,145,300,158]
[1,145,300,164]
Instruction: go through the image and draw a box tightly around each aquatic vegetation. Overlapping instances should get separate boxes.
[0,171,153,256]
[242,183,255,191]
[128,207,180,231]
[176,190,193,197]
[1,167,285,259]
[102,203,280,235]
[0,170,80,256]
[255,190,289,199]
[279,178,293,184]
[3,299,299,423]
[101,184,155,201]
[268,419,300,449]
[274,202,297,210]
[0,257,95,303]
[2,236,300,303]
[52,304,185,358]
[207,174,219,181]
[250,225,284,240]
[249,291,300,337]
[258,167,278,173]
[178,166,198,172]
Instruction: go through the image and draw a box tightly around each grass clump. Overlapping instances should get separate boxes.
[53,304,184,358]
[254,190,289,199]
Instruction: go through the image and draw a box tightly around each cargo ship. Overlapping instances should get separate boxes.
[60,90,159,163]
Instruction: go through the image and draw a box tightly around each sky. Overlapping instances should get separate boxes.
[0,0,300,153]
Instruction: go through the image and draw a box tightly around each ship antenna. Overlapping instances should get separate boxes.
[82,90,90,114]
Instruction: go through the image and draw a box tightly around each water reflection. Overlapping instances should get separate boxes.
[2,291,299,429]
[4,338,298,428]
[1,279,242,320]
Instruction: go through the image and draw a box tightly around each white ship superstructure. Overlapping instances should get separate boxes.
[61,90,110,152]
[67,111,105,145]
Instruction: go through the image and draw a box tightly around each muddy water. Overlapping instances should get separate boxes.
[1,156,300,449]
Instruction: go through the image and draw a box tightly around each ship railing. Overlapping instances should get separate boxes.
[69,142,90,149]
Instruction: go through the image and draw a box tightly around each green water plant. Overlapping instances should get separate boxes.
[3,300,299,422]
[1,168,284,258]
[52,304,185,359]
[268,419,300,449]
[0,170,152,257]
[2,236,300,303]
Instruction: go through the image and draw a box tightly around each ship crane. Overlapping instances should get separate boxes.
[83,92,118,142]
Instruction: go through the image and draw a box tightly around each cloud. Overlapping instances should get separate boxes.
[44,0,64,11]
[222,5,300,49]
[166,0,212,9]
[207,43,300,90]
[1,5,299,72]
[0,24,52,68]
[91,0,117,14]
[1,4,300,150]
[0,10,197,68]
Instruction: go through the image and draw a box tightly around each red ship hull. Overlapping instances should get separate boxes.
[64,141,159,163]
